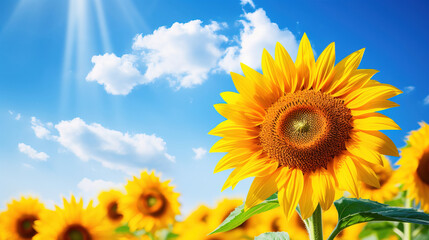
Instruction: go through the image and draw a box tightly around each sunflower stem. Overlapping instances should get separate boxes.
[404,194,413,240]
[306,204,323,240]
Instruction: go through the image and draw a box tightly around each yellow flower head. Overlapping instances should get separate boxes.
[120,170,180,232]
[0,196,46,240]
[360,156,399,203]
[396,122,429,212]
[98,189,124,225]
[210,33,401,220]
[33,196,114,240]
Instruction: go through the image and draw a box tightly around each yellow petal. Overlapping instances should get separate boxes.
[334,155,360,198]
[275,42,296,92]
[345,84,402,109]
[352,158,380,188]
[214,149,254,173]
[241,63,280,108]
[350,100,399,116]
[330,69,378,98]
[314,42,335,91]
[276,167,304,221]
[244,168,281,210]
[231,72,270,109]
[222,156,277,191]
[353,113,401,131]
[209,120,259,139]
[295,33,315,90]
[311,169,335,211]
[298,175,317,219]
[262,48,287,94]
[351,130,399,157]
[214,103,264,127]
[210,138,259,153]
[346,141,384,166]
[323,48,364,93]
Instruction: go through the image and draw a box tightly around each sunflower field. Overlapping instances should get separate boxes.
[1,31,429,240]
[2,0,429,238]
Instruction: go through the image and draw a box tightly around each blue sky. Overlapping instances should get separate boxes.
[0,0,428,214]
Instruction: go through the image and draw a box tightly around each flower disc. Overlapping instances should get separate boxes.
[260,89,352,172]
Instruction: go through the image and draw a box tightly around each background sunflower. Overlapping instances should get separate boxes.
[396,122,429,212]
[0,196,45,240]
[33,196,114,240]
[359,156,399,203]
[120,171,180,232]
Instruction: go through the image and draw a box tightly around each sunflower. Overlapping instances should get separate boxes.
[209,33,401,220]
[0,196,45,240]
[120,170,180,232]
[396,122,429,212]
[360,156,399,203]
[98,189,124,226]
[33,196,114,240]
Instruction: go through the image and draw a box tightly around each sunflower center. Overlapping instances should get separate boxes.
[137,190,167,217]
[417,149,429,185]
[260,90,353,173]
[270,217,281,232]
[62,225,91,240]
[107,201,123,221]
[16,215,37,239]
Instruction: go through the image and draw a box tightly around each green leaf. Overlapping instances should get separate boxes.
[328,198,429,240]
[255,232,290,240]
[115,224,131,234]
[359,222,398,240]
[209,193,280,234]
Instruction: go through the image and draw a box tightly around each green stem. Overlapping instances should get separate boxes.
[305,204,324,240]
[404,195,413,240]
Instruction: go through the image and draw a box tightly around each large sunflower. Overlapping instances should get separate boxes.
[120,170,180,232]
[98,189,124,226]
[396,122,429,212]
[209,33,401,220]
[360,156,399,203]
[33,196,114,240]
[0,196,45,240]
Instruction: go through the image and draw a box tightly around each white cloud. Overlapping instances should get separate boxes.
[77,178,122,200]
[54,118,174,174]
[86,53,147,95]
[31,117,55,140]
[240,0,255,8]
[424,95,429,105]
[219,8,299,73]
[404,86,415,94]
[87,20,227,94]
[132,20,227,88]
[192,147,207,160]
[8,110,21,120]
[18,143,49,161]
